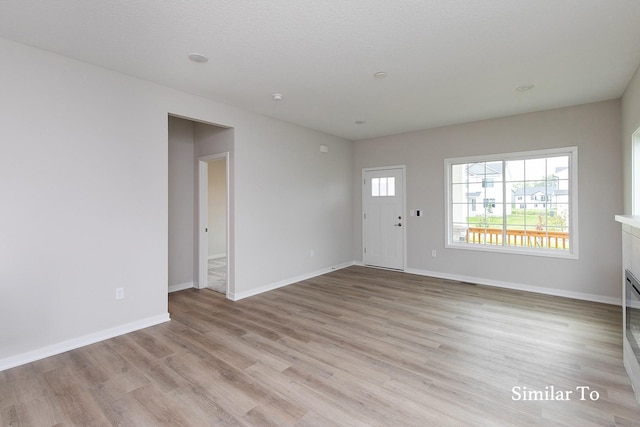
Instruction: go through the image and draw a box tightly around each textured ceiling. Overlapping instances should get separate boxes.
[1,0,640,140]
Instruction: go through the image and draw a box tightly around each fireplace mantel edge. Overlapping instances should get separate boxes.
[616,215,640,229]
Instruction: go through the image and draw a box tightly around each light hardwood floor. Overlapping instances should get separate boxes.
[2,266,640,426]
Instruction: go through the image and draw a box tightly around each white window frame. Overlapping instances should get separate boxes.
[444,147,578,259]
[633,127,640,215]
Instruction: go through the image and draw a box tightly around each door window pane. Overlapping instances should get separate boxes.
[371,176,396,197]
[387,177,395,196]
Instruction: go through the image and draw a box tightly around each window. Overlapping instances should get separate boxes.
[445,147,578,258]
[371,177,395,197]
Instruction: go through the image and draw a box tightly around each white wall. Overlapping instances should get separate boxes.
[229,118,354,299]
[353,100,623,302]
[0,38,172,367]
[207,159,227,258]
[0,37,353,369]
[622,64,640,214]
[168,117,195,289]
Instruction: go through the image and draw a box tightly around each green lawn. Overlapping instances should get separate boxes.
[467,210,566,231]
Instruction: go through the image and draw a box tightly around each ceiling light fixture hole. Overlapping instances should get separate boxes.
[516,84,535,92]
[188,53,209,63]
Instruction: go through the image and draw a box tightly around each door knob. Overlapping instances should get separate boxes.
[394,223,402,227]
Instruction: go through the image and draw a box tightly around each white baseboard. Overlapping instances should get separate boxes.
[228,261,354,301]
[0,313,170,372]
[168,281,195,293]
[404,267,621,306]
[208,253,226,260]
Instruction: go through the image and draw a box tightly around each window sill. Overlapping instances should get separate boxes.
[445,242,578,260]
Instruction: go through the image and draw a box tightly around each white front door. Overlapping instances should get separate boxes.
[363,167,405,270]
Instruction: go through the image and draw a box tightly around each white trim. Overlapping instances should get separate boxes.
[168,281,194,293]
[633,127,640,215]
[404,267,620,306]
[0,313,170,372]
[444,146,578,260]
[198,160,208,290]
[229,262,354,301]
[444,242,578,259]
[208,253,227,260]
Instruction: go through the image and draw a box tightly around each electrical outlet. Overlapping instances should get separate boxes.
[310,249,315,257]
[431,250,437,257]
[115,287,124,300]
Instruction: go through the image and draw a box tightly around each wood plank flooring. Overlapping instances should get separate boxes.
[2,266,640,425]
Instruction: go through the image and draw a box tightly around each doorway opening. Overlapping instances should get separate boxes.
[168,115,234,298]
[199,155,229,294]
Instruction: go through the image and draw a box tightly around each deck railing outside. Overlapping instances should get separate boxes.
[466,227,569,250]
